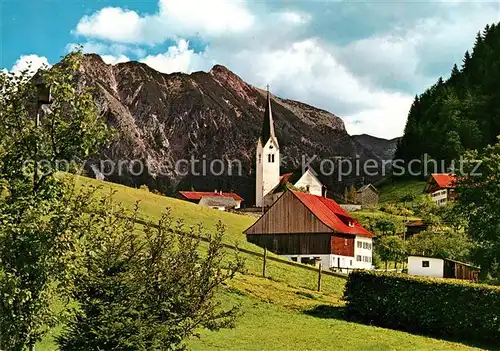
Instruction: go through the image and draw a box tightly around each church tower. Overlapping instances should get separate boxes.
[255,86,280,207]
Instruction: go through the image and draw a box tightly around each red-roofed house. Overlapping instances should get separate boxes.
[244,189,374,270]
[424,174,457,206]
[178,190,244,210]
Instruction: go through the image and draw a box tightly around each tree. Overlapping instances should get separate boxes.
[374,219,396,236]
[456,137,500,278]
[406,228,472,263]
[57,207,243,350]
[0,51,110,350]
[376,235,405,271]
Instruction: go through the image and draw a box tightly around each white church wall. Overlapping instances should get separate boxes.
[255,140,264,207]
[256,137,280,207]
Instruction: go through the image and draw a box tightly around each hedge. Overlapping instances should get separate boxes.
[344,271,500,345]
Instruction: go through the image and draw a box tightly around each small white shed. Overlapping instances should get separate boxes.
[407,255,479,281]
[408,256,444,278]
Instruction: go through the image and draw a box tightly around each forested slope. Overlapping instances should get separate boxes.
[396,22,500,167]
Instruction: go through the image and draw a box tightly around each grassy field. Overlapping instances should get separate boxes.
[37,176,478,350]
[377,178,427,204]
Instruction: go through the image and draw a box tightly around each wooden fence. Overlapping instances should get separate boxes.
[129,217,348,291]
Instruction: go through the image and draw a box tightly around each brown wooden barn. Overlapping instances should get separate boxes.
[244,190,375,270]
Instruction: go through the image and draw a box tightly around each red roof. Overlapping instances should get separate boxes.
[430,173,456,189]
[279,173,293,184]
[292,191,374,237]
[179,191,244,202]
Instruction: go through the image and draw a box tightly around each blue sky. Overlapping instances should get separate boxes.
[2,0,500,138]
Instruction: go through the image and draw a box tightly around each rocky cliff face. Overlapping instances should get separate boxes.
[352,134,400,162]
[77,54,394,203]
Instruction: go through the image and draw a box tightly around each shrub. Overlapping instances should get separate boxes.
[344,271,500,345]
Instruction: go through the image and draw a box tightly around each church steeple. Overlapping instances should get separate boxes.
[260,85,276,144]
[255,85,280,208]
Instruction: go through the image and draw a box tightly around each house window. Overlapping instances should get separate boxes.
[357,241,362,248]
[356,255,362,262]
[350,260,353,266]
[306,185,310,193]
[291,257,297,262]
[422,261,430,268]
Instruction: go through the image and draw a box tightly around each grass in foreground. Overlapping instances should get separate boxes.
[37,175,478,350]
[188,290,479,351]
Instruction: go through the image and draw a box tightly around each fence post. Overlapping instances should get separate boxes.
[317,263,322,292]
[262,247,267,278]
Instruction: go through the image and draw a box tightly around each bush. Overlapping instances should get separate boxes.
[344,271,500,345]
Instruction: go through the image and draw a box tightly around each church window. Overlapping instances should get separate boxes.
[258,154,261,163]
[268,154,275,163]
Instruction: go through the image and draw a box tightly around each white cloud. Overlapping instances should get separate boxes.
[68,1,500,139]
[10,54,50,74]
[201,39,412,139]
[74,0,254,44]
[279,11,310,25]
[335,3,500,90]
[140,39,210,73]
[75,7,143,43]
[101,54,130,65]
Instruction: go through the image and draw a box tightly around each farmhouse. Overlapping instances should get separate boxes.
[355,184,379,208]
[405,220,429,237]
[178,190,244,210]
[255,87,325,208]
[407,255,479,281]
[245,189,374,270]
[424,173,456,206]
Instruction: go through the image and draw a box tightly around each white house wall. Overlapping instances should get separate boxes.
[284,252,372,271]
[294,169,323,196]
[354,236,373,270]
[431,189,448,206]
[408,256,444,278]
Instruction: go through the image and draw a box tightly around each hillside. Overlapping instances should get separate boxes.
[74,55,391,203]
[38,176,476,350]
[396,22,500,167]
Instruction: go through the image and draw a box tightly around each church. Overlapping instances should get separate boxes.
[255,87,325,208]
[247,88,374,271]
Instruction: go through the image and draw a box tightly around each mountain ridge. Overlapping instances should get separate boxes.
[77,54,396,203]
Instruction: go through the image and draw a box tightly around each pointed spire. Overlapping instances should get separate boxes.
[260,85,275,143]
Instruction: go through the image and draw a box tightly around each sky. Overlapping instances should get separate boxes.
[1,1,500,139]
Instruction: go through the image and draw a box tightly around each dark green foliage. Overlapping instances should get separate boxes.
[406,228,473,262]
[396,22,500,171]
[344,271,500,345]
[455,138,500,278]
[57,207,243,350]
[375,236,405,270]
[0,50,111,350]
[374,219,396,235]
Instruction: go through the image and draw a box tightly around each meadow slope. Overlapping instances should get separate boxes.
[38,176,478,350]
